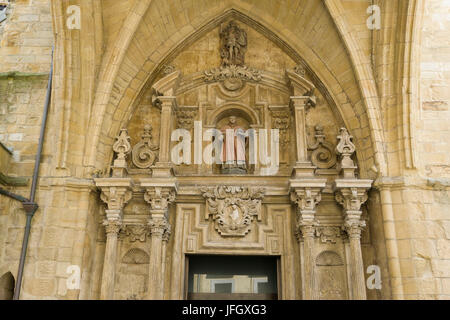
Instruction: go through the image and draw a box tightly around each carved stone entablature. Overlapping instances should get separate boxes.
[308,125,337,169]
[95,179,133,212]
[336,128,357,178]
[200,186,265,237]
[131,124,159,169]
[176,108,198,129]
[220,21,247,67]
[316,226,342,244]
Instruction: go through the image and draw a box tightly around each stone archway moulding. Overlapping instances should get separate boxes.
[79,2,386,178]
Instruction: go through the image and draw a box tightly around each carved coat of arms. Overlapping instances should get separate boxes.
[200,186,265,237]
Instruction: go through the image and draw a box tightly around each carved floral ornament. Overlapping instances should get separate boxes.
[201,186,265,237]
[203,65,262,91]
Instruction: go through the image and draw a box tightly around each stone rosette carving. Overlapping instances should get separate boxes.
[131,124,159,169]
[201,186,265,237]
[308,125,337,169]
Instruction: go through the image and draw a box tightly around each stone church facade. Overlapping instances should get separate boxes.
[0,0,449,300]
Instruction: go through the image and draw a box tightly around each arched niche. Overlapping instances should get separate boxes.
[0,272,15,300]
[315,251,347,300]
[209,104,259,128]
[116,248,150,300]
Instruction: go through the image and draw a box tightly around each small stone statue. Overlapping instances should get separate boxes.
[220,21,247,67]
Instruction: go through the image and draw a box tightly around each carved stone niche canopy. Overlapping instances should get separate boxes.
[201,186,265,237]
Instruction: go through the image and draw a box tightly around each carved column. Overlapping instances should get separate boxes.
[95,181,132,300]
[290,180,326,300]
[142,181,176,300]
[335,184,371,300]
[286,69,317,178]
[154,96,176,177]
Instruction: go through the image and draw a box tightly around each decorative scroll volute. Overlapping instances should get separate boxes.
[308,125,337,169]
[201,186,265,237]
[131,124,159,169]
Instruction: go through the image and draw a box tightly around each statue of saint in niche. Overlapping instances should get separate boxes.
[220,21,247,67]
[220,116,247,174]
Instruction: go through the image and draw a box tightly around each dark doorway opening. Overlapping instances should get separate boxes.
[0,272,15,300]
[186,255,279,300]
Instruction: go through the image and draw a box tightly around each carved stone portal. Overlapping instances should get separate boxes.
[201,186,265,237]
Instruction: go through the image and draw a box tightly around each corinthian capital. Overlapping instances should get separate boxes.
[95,178,133,212]
[290,182,326,242]
[144,186,176,212]
[148,216,171,241]
[103,212,123,235]
[290,188,322,214]
[335,187,368,213]
[342,219,366,239]
[100,186,133,211]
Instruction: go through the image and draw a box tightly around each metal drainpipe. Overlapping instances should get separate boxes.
[13,47,54,300]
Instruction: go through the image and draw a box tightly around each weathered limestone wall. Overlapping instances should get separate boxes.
[0,0,52,73]
[419,0,450,179]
